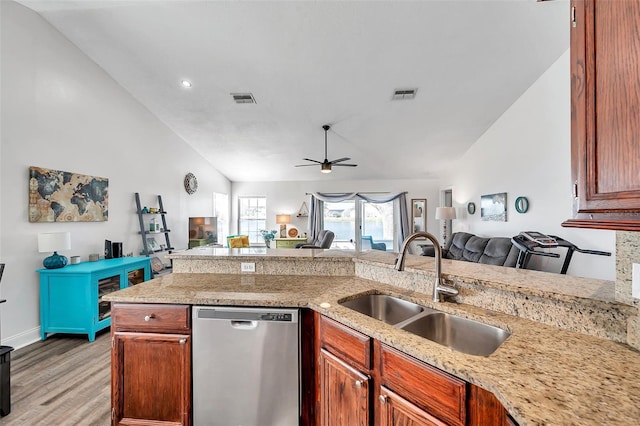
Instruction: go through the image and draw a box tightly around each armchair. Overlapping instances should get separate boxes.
[296,230,335,249]
[361,235,386,251]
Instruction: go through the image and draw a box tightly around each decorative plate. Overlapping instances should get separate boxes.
[515,196,529,214]
[184,172,198,194]
[467,202,476,215]
[151,257,164,273]
[288,227,299,238]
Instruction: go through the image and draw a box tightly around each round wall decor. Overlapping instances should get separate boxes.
[184,173,198,194]
[515,196,529,213]
[467,202,476,215]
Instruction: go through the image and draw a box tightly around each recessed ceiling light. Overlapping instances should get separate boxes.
[181,80,192,88]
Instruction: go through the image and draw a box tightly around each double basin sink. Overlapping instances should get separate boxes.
[339,294,510,357]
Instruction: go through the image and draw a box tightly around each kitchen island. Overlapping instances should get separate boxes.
[105,248,640,425]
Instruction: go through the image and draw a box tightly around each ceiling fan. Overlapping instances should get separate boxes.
[295,125,357,173]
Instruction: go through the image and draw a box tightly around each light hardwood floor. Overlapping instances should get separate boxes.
[3,331,111,425]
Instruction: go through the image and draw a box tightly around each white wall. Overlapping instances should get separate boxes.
[231,178,441,243]
[441,50,615,280]
[0,2,230,347]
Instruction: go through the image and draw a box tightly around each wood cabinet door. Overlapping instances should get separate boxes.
[112,332,191,426]
[379,386,447,426]
[467,384,512,426]
[565,0,640,230]
[379,344,466,426]
[319,348,371,426]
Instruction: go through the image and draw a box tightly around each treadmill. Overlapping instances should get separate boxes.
[510,231,611,274]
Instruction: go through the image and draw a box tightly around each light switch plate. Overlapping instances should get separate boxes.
[633,263,640,299]
[241,262,255,273]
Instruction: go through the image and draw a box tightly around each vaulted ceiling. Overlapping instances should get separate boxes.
[20,0,569,182]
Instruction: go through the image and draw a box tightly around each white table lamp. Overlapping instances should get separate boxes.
[276,214,291,238]
[38,231,71,269]
[435,207,456,248]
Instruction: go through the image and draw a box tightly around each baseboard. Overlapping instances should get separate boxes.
[1,326,41,350]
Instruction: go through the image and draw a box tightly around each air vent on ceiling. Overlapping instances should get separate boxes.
[231,93,256,104]
[391,88,418,100]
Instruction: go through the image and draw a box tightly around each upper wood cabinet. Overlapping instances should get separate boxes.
[563,0,640,231]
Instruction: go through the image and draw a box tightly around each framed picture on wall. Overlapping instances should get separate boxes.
[481,192,507,222]
[411,199,427,232]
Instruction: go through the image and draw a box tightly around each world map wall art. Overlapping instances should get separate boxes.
[29,166,109,222]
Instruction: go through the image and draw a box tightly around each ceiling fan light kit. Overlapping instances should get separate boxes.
[295,124,357,173]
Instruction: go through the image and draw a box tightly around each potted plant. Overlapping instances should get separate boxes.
[260,230,277,248]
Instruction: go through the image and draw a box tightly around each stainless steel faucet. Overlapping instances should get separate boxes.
[394,232,459,302]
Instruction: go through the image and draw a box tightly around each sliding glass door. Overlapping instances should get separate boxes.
[323,201,356,249]
[360,200,393,252]
[322,200,395,251]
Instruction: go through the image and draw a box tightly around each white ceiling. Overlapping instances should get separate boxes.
[20,0,569,182]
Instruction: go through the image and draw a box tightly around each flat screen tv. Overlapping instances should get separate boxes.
[189,217,218,246]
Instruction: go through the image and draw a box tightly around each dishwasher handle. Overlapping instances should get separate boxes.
[230,320,258,330]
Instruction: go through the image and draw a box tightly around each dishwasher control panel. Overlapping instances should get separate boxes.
[260,312,292,322]
[196,306,299,323]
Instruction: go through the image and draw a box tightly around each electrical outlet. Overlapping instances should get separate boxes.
[241,262,255,273]
[633,263,640,299]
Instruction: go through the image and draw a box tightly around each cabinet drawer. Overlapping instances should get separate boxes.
[319,315,371,370]
[380,344,466,426]
[112,303,190,333]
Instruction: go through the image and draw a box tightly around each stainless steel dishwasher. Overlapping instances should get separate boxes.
[192,306,300,426]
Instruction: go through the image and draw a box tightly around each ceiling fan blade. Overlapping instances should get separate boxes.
[295,124,356,172]
[302,158,323,164]
[329,157,351,164]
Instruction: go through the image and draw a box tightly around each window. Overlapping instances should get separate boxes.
[213,192,229,243]
[238,196,266,245]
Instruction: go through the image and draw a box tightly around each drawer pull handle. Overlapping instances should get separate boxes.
[179,338,187,345]
[379,395,387,404]
[144,314,155,322]
[355,380,363,388]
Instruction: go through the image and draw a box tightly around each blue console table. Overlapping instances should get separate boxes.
[38,257,151,342]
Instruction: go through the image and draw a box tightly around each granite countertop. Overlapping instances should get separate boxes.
[168,246,355,261]
[105,272,640,425]
[354,250,619,304]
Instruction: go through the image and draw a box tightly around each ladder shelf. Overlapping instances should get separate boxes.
[134,193,174,257]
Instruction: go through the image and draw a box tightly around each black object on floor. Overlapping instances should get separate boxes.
[0,345,14,417]
[511,233,611,274]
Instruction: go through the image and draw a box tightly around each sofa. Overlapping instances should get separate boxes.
[421,232,519,267]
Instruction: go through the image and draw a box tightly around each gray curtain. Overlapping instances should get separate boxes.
[308,195,324,241]
[307,192,410,248]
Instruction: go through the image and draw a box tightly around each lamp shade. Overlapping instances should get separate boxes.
[435,207,456,220]
[38,232,71,269]
[276,214,291,225]
[38,232,71,253]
